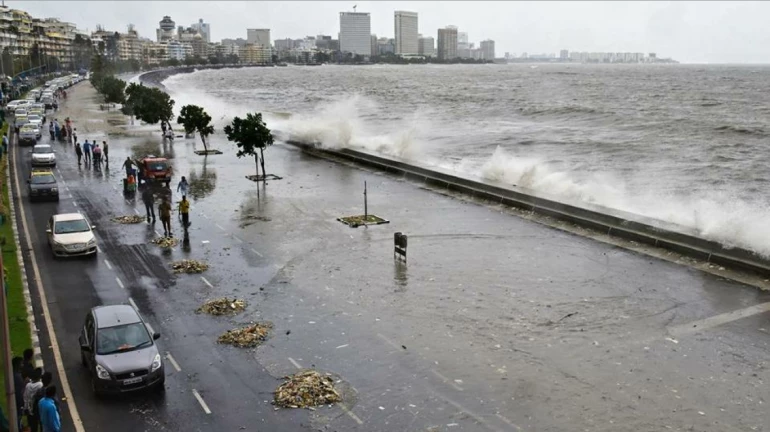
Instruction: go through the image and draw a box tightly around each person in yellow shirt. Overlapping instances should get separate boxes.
[158,197,173,237]
[178,195,190,230]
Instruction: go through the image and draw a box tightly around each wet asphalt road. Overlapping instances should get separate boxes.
[9,83,770,432]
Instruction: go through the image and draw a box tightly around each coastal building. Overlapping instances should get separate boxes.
[480,39,495,60]
[376,37,394,56]
[221,40,241,57]
[339,11,371,56]
[156,15,175,42]
[418,35,435,57]
[142,41,169,65]
[394,11,418,55]
[191,19,210,43]
[0,7,83,71]
[315,35,335,51]
[247,29,271,47]
[190,33,208,58]
[371,34,377,57]
[116,25,144,61]
[560,49,568,60]
[166,40,192,61]
[457,31,469,52]
[221,37,247,48]
[177,26,199,42]
[239,43,271,64]
[437,26,457,60]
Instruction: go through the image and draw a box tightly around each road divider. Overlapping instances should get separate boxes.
[192,389,212,414]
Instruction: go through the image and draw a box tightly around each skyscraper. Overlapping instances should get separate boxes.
[156,15,175,42]
[437,26,457,60]
[418,35,435,57]
[191,19,210,43]
[339,12,371,56]
[247,29,271,47]
[394,11,418,55]
[480,40,495,60]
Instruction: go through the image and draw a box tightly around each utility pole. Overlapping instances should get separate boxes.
[0,254,19,432]
[363,181,367,221]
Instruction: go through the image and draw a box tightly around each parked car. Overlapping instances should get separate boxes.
[79,304,164,396]
[14,114,28,132]
[27,170,58,202]
[31,144,56,167]
[18,125,39,146]
[46,213,97,257]
[26,114,43,135]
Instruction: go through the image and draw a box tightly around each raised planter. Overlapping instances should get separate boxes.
[194,149,223,155]
[337,214,390,228]
[245,174,283,182]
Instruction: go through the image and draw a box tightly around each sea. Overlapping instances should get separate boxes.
[160,63,770,256]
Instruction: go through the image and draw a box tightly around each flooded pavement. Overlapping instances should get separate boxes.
[12,82,770,432]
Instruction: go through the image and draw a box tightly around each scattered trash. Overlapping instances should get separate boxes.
[151,237,179,248]
[217,322,272,348]
[665,337,679,344]
[196,297,247,316]
[111,215,144,224]
[171,259,209,273]
[273,370,342,408]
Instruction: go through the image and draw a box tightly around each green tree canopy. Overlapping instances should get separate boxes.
[223,112,274,180]
[123,83,175,125]
[98,75,126,104]
[177,105,214,151]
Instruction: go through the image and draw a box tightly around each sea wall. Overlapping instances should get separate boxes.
[138,64,273,89]
[288,141,770,277]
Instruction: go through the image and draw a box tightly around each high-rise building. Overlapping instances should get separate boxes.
[394,11,418,55]
[156,15,175,42]
[247,29,271,47]
[339,12,371,56]
[418,35,435,57]
[480,39,495,60]
[437,26,457,60]
[371,34,378,57]
[191,19,210,43]
[560,49,569,60]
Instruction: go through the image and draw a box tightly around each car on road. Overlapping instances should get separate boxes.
[31,144,55,166]
[79,304,164,396]
[46,213,98,257]
[27,114,43,131]
[18,124,39,146]
[14,107,27,117]
[14,114,28,132]
[136,156,172,187]
[27,170,59,202]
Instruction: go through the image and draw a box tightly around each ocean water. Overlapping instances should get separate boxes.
[161,63,770,256]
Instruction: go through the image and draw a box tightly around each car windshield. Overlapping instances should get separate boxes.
[33,146,52,154]
[27,115,40,121]
[31,175,55,185]
[149,162,168,171]
[54,219,90,234]
[96,322,152,355]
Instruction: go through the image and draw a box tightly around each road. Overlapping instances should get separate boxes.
[8,82,770,432]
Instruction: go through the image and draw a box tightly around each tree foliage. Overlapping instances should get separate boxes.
[122,83,175,125]
[177,105,214,151]
[224,113,274,179]
[95,75,126,104]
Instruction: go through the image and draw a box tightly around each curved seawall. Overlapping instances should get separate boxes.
[288,141,770,278]
[138,64,273,89]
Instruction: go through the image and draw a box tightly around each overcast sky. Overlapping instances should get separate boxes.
[15,1,770,63]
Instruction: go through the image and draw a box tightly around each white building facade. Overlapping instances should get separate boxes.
[394,11,418,55]
[339,12,371,56]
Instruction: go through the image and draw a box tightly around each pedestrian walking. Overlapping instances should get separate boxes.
[93,144,102,170]
[121,157,133,177]
[48,122,54,140]
[102,141,109,165]
[2,134,7,160]
[72,128,77,145]
[30,371,53,432]
[23,368,43,430]
[12,357,24,432]
[159,197,172,237]
[82,140,92,164]
[142,187,155,223]
[21,348,35,381]
[161,121,167,136]
[38,386,60,432]
[178,195,190,230]
[75,142,82,166]
[176,176,189,197]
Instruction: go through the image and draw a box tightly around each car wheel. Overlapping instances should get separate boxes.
[81,352,86,367]
[91,377,102,398]
[156,376,166,393]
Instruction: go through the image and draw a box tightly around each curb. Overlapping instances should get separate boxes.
[5,148,44,369]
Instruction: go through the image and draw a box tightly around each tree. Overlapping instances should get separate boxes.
[177,105,214,152]
[124,84,174,125]
[99,75,126,104]
[224,113,274,181]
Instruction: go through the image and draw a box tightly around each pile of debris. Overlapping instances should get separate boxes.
[111,215,145,224]
[273,370,342,409]
[217,322,272,348]
[171,259,208,274]
[196,297,246,316]
[151,237,178,248]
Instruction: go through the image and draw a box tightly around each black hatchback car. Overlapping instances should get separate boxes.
[27,171,59,202]
[79,305,165,396]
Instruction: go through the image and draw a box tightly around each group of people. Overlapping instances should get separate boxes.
[10,349,61,432]
[74,140,108,170]
[140,175,191,237]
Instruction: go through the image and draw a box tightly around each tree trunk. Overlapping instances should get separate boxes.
[254,154,259,177]
[201,134,208,152]
[259,147,266,183]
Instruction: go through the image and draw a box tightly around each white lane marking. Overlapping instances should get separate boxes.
[669,302,770,337]
[192,389,212,414]
[431,369,464,392]
[340,404,364,425]
[336,344,349,349]
[201,276,214,288]
[128,297,139,311]
[10,144,85,432]
[116,277,124,289]
[250,248,263,257]
[433,390,504,432]
[96,245,101,253]
[73,201,77,207]
[376,333,401,350]
[133,208,140,215]
[165,352,182,372]
[215,223,225,231]
[202,214,209,219]
[233,235,243,243]
[154,230,161,236]
[288,357,302,369]
[495,413,524,431]
[103,259,113,270]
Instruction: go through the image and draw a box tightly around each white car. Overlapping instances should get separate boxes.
[31,144,56,167]
[27,114,43,134]
[47,213,98,258]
